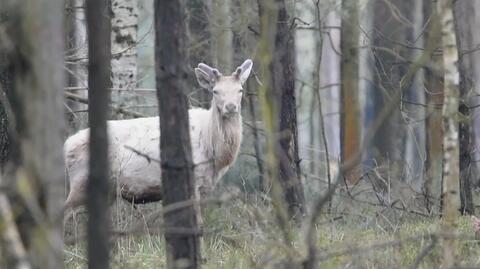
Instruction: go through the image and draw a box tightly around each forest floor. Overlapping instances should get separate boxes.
[64,194,480,269]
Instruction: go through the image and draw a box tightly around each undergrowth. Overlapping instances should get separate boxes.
[64,193,480,269]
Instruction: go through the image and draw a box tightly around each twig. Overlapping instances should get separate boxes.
[410,236,437,269]
[64,92,145,118]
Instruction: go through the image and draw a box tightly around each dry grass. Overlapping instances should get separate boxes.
[64,189,480,269]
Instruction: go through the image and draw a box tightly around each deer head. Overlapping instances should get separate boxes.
[195,59,253,117]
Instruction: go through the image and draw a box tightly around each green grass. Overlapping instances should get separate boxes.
[64,196,480,269]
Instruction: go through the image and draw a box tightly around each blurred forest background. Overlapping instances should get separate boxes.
[0,0,480,268]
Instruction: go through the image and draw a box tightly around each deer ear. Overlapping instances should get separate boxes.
[233,59,253,84]
[195,67,215,89]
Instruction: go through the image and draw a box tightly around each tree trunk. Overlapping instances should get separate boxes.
[273,0,305,219]
[424,0,444,214]
[111,0,137,91]
[369,0,410,185]
[340,0,360,184]
[186,0,213,108]
[2,0,66,268]
[65,0,88,132]
[438,0,461,266]
[154,0,201,268]
[403,0,426,189]
[85,0,111,268]
[211,0,232,71]
[111,0,138,118]
[257,1,297,266]
[453,0,478,215]
[0,10,13,171]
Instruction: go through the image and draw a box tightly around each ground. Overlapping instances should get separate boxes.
[64,193,480,269]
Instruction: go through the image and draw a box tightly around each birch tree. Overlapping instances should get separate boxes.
[155,0,200,267]
[111,0,138,91]
[111,0,138,118]
[438,0,461,266]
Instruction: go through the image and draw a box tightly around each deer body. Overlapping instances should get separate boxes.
[64,59,252,211]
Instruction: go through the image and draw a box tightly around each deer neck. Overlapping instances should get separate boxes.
[207,101,242,171]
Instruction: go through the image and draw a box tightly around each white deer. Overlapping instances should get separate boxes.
[64,59,253,214]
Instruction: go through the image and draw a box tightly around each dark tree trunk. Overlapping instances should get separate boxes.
[0,11,14,170]
[186,0,212,108]
[154,0,200,268]
[2,0,66,268]
[453,1,477,215]
[369,0,414,186]
[85,0,111,268]
[273,0,305,219]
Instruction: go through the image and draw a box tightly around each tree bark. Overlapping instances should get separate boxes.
[154,0,201,268]
[0,10,13,171]
[257,1,297,266]
[273,0,305,219]
[369,0,411,184]
[186,0,213,108]
[211,0,232,71]
[403,0,426,188]
[424,0,444,214]
[111,0,137,91]
[85,0,111,268]
[2,0,66,268]
[65,0,88,132]
[340,0,360,184]
[110,0,138,120]
[438,0,461,266]
[453,0,478,215]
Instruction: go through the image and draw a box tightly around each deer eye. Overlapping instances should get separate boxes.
[213,89,219,94]
[238,89,244,94]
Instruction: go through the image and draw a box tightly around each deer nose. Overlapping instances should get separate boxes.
[225,103,237,113]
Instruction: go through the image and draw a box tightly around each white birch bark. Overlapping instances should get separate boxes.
[111,0,138,91]
[438,0,460,267]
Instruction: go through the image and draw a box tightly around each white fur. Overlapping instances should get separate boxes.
[64,60,252,210]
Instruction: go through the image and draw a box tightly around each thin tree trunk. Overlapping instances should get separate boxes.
[111,0,138,119]
[211,0,232,71]
[154,0,200,268]
[274,0,305,219]
[86,0,111,267]
[257,0,293,251]
[453,1,477,215]
[370,0,409,185]
[3,0,66,268]
[65,0,88,132]
[438,0,461,266]
[423,0,444,214]
[403,0,426,188]
[186,0,213,108]
[0,10,13,171]
[111,0,137,91]
[340,0,360,184]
